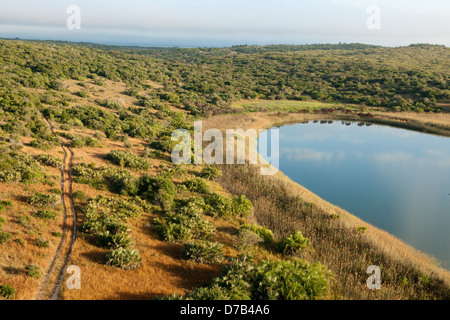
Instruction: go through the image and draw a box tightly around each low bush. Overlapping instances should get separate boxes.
[105,150,151,171]
[28,192,60,207]
[238,224,274,244]
[0,231,12,245]
[199,165,222,180]
[184,285,231,300]
[25,264,42,278]
[183,178,211,194]
[276,231,312,255]
[0,284,15,300]
[71,135,102,148]
[34,238,49,248]
[72,190,86,200]
[237,228,265,247]
[154,204,215,242]
[49,188,62,195]
[30,138,59,150]
[182,241,224,264]
[105,247,142,270]
[174,256,332,300]
[230,195,253,218]
[36,154,63,167]
[32,210,57,220]
[0,200,12,211]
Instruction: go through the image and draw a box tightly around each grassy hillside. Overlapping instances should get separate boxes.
[0,39,449,300]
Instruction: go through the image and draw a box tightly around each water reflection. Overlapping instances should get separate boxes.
[260,120,450,268]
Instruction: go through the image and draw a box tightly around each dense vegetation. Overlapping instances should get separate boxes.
[0,40,449,121]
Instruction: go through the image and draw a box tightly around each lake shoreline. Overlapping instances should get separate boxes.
[203,110,450,289]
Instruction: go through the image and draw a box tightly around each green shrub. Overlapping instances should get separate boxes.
[199,165,222,180]
[0,284,15,300]
[52,231,62,237]
[0,231,12,245]
[0,200,12,211]
[180,257,332,301]
[28,192,59,207]
[33,210,57,220]
[25,264,42,278]
[71,135,101,148]
[34,238,49,248]
[105,247,141,270]
[251,259,331,300]
[230,195,253,218]
[30,139,59,150]
[183,178,211,194]
[49,188,62,195]
[105,150,151,171]
[76,90,89,98]
[237,228,265,247]
[182,241,224,264]
[203,194,231,218]
[184,284,231,300]
[276,231,312,255]
[97,231,133,249]
[72,190,86,200]
[36,154,63,167]
[239,224,273,244]
[0,217,5,228]
[154,205,215,242]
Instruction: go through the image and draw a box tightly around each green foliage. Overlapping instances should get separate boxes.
[30,138,59,150]
[199,165,222,180]
[0,231,12,245]
[0,200,12,211]
[105,247,142,270]
[49,188,62,195]
[105,150,151,171]
[0,152,50,184]
[0,284,15,300]
[179,256,332,300]
[0,217,5,228]
[184,284,231,300]
[239,224,274,244]
[36,154,63,167]
[25,264,42,278]
[250,259,332,300]
[34,238,50,248]
[276,231,312,255]
[203,194,231,218]
[153,201,215,242]
[76,90,89,98]
[70,135,102,148]
[230,195,253,218]
[32,210,57,220]
[28,192,59,207]
[182,241,224,264]
[183,178,211,194]
[356,226,368,234]
[72,190,86,200]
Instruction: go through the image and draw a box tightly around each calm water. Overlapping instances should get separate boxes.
[259,120,450,268]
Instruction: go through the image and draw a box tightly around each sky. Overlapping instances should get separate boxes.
[0,0,449,47]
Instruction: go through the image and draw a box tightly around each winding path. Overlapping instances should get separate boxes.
[36,116,77,300]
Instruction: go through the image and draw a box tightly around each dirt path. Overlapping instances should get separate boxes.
[36,116,77,300]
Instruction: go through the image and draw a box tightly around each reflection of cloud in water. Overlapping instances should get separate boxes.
[371,151,450,168]
[372,152,414,164]
[281,147,333,162]
[280,132,333,142]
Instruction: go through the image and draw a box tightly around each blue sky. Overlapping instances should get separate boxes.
[0,0,449,47]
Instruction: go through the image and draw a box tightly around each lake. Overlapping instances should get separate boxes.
[259,120,450,268]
